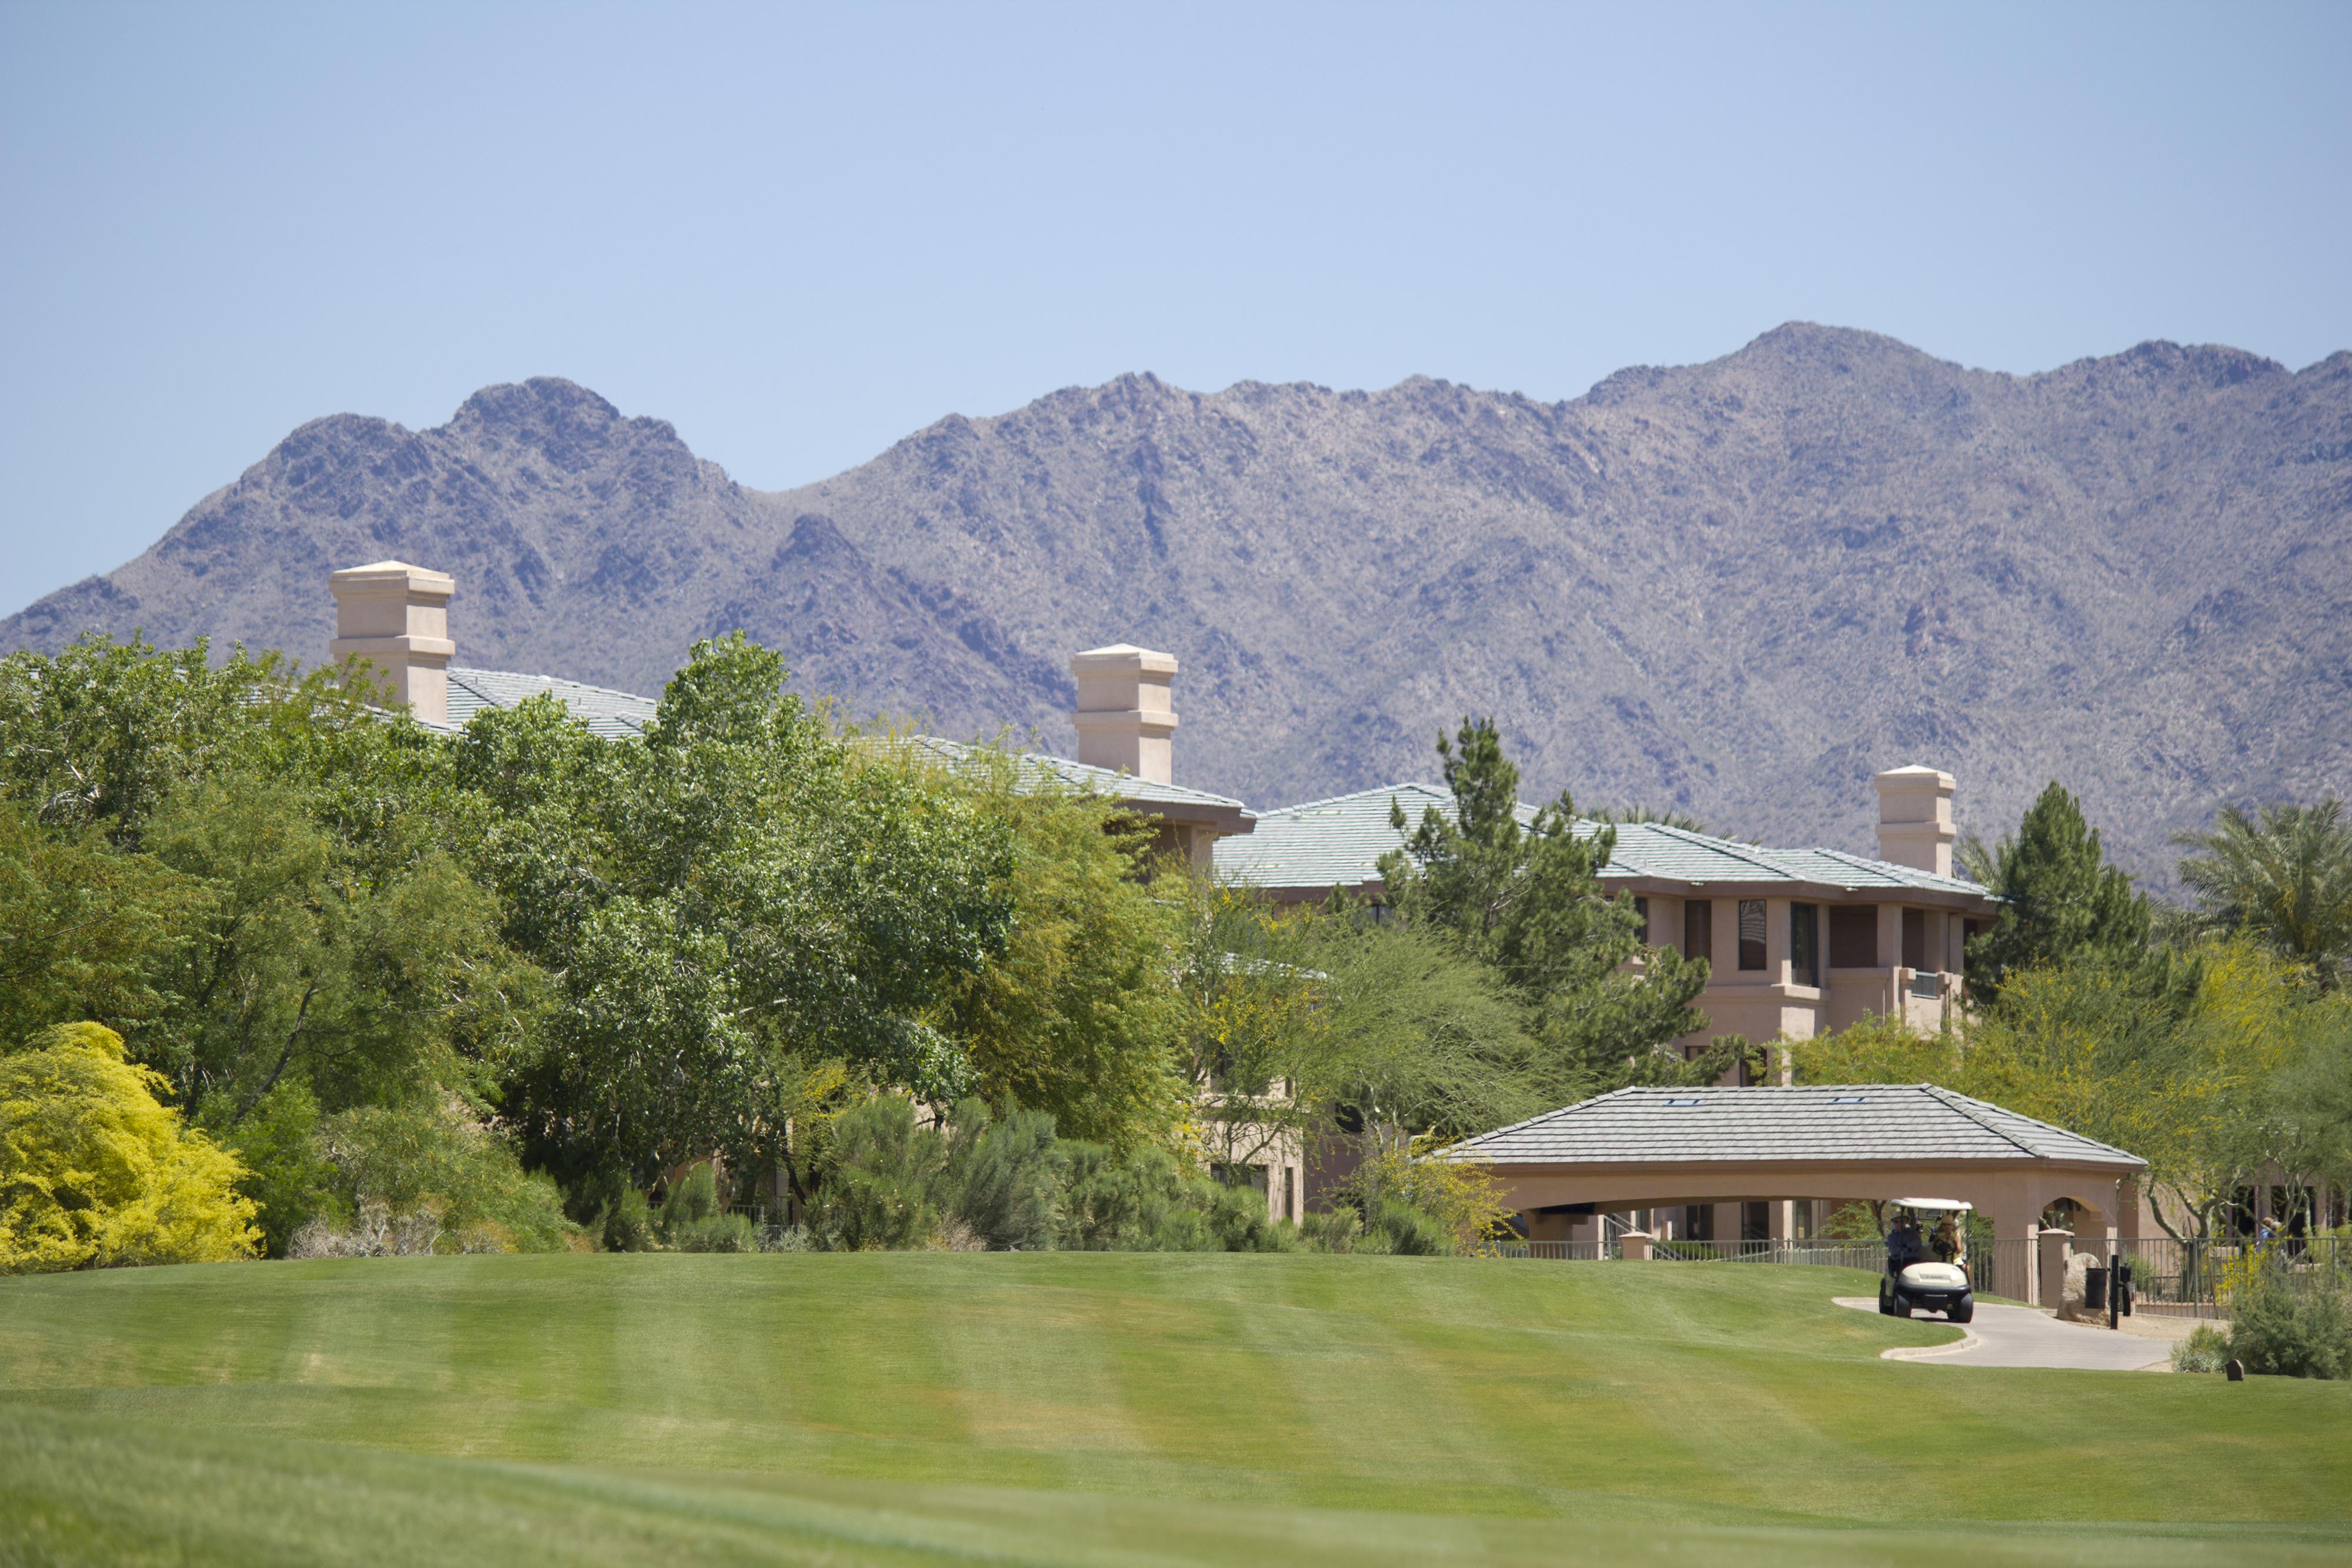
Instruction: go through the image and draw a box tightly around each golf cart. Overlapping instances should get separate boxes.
[1876,1197,1975,1323]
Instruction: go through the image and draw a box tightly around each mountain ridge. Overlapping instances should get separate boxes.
[9,323,2348,891]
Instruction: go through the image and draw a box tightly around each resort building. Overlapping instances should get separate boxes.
[1441,1083,2150,1300]
[1212,775,2003,1057]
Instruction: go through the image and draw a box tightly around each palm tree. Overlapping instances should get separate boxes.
[2176,800,2352,991]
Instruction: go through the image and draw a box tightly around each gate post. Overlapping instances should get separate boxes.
[2038,1228,2073,1312]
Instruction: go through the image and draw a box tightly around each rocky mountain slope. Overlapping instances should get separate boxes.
[8,325,2347,888]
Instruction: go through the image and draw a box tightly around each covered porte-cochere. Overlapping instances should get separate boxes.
[1439,1084,2149,1280]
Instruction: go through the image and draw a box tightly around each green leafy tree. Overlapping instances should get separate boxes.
[0,803,202,1044]
[1377,719,1709,1091]
[1304,918,1549,1139]
[936,762,1185,1148]
[2177,799,2352,992]
[138,770,537,1128]
[1174,877,1327,1176]
[1960,781,2152,1001]
[0,633,403,846]
[460,637,1017,1189]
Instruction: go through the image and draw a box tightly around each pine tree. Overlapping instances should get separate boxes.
[1962,781,2151,1001]
[1377,719,1710,1094]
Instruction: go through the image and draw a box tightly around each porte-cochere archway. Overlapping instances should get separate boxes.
[1435,1084,2147,1261]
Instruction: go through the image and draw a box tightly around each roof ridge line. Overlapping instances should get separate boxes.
[1812,844,1987,890]
[1916,1084,2047,1159]
[1927,1084,2142,1161]
[1455,1083,1638,1148]
[449,666,659,705]
[1250,781,1453,819]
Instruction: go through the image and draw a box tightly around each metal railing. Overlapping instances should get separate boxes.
[1498,1239,1615,1261]
[2108,1235,2348,1320]
[1498,1226,2352,1315]
[1654,1240,1883,1268]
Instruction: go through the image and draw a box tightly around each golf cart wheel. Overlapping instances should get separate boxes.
[1877,1282,1895,1316]
[1892,1292,1912,1318]
[1949,1296,1973,1325]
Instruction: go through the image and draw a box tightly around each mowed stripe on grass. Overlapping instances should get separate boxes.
[0,1251,2344,1562]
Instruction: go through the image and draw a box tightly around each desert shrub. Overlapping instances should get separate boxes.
[675,1211,757,1252]
[0,1022,260,1272]
[566,1168,657,1252]
[659,1164,720,1231]
[2227,1270,2351,1379]
[657,1165,755,1252]
[1340,1145,1512,1258]
[808,1095,950,1251]
[1202,1177,1296,1252]
[946,1101,1064,1251]
[201,1081,341,1258]
[1361,1197,1454,1256]
[1058,1140,1186,1250]
[2172,1322,2231,1373]
[1299,1208,1362,1253]
[310,1099,572,1255]
[288,1199,446,1258]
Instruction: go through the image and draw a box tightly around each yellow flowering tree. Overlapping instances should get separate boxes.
[1364,1140,1516,1256]
[0,1022,259,1272]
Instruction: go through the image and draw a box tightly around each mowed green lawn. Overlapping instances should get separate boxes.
[1,1253,2345,1566]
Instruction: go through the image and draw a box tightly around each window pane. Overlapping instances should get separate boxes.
[1684,900,1712,964]
[1738,899,1767,970]
[1902,907,1928,971]
[1790,902,1819,987]
[1830,905,1877,968]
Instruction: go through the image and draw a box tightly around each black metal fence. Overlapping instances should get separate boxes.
[2109,1235,2347,1320]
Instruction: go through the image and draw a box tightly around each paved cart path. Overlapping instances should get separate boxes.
[1832,1297,2171,1370]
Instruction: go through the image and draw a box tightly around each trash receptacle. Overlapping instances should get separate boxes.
[2084,1265,2107,1311]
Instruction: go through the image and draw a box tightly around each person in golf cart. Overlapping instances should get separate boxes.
[1877,1198,1975,1323]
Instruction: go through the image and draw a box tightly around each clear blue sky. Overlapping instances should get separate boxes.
[4,2,2347,614]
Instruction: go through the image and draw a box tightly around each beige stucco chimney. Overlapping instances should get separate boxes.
[1875,764,1956,876]
[329,561,456,726]
[1071,644,1178,784]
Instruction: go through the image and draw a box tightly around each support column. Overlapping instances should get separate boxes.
[2038,1228,2073,1313]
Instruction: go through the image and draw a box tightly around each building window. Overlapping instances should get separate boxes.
[1684,1203,1714,1242]
[1737,900,1766,971]
[1633,896,1649,942]
[1790,902,1819,988]
[1211,1163,1269,1198]
[1741,1202,1772,1243]
[1830,905,1877,968]
[1902,907,1928,971]
[1683,900,1712,964]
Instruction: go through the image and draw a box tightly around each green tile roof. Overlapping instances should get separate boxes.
[1436,1084,2141,1169]
[435,667,660,738]
[1212,783,1992,900]
[901,737,1251,814]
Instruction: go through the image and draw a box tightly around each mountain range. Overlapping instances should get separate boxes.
[7,323,2347,891]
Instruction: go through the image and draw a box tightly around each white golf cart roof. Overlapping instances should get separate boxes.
[1890,1196,1973,1212]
